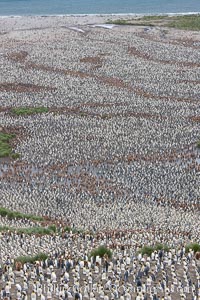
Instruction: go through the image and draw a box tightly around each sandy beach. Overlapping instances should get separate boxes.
[0,14,200,44]
[0,14,132,31]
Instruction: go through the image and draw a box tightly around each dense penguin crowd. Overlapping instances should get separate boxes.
[0,16,199,299]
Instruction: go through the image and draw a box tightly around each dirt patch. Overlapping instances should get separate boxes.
[80,56,102,64]
[0,82,56,93]
[80,56,103,70]
[0,106,9,113]
[104,111,165,120]
[189,116,200,122]
[178,79,200,85]
[134,87,196,103]
[7,51,28,63]
[128,46,200,68]
[79,101,125,108]
[136,32,200,49]
[21,61,197,103]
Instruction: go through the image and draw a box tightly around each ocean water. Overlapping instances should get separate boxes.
[0,0,200,16]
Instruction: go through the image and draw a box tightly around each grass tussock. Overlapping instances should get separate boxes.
[185,243,200,253]
[0,132,20,159]
[107,19,155,26]
[0,132,15,158]
[167,15,200,31]
[107,14,200,31]
[17,226,54,235]
[139,243,200,256]
[15,253,48,264]
[139,15,167,21]
[12,106,49,116]
[89,245,112,259]
[0,206,43,221]
[0,225,57,235]
[64,226,84,234]
[139,244,169,256]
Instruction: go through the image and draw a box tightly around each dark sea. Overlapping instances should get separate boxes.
[0,0,200,16]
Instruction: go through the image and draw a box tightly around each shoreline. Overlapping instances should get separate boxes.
[0,11,200,19]
[0,12,200,32]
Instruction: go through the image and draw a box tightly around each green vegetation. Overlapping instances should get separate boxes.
[139,243,200,256]
[107,19,136,26]
[0,132,15,143]
[0,132,15,158]
[0,207,43,221]
[107,19,155,27]
[197,141,200,148]
[0,225,57,235]
[154,243,170,252]
[89,245,112,259]
[0,132,20,159]
[0,223,87,236]
[17,226,55,235]
[139,15,167,21]
[0,225,11,231]
[64,226,72,233]
[107,14,200,31]
[12,106,49,116]
[185,243,200,253]
[140,246,154,256]
[64,226,84,234]
[15,253,48,264]
[107,15,166,26]
[101,114,111,119]
[47,224,57,233]
[167,15,200,31]
[79,112,87,117]
[139,244,169,256]
[0,223,86,236]
[10,153,20,159]
[0,209,84,236]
